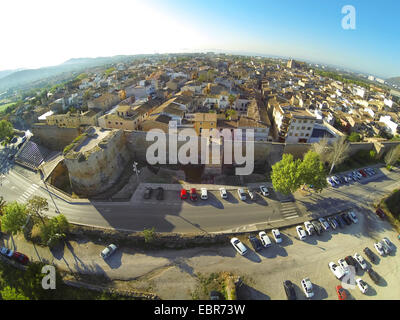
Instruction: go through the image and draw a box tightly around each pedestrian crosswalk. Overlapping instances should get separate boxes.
[17,184,39,203]
[280,201,300,220]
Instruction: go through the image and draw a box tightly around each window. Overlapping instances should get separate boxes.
[295,133,298,137]
[297,127,300,130]
[305,133,309,137]
[301,126,305,130]
[307,127,312,130]
[289,132,292,136]
[304,120,308,123]
[300,133,304,137]
[291,126,294,130]
[292,119,296,123]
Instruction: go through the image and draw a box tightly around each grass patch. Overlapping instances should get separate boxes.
[190,272,238,300]
[378,188,400,233]
[0,260,130,300]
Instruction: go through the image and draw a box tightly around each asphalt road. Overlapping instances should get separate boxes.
[1,150,400,234]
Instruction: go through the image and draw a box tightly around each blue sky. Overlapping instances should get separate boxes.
[0,0,399,78]
[149,0,400,78]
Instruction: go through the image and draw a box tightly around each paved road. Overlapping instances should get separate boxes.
[1,152,400,234]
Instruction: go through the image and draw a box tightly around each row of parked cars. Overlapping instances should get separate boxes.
[326,167,377,187]
[180,185,270,202]
[0,247,29,265]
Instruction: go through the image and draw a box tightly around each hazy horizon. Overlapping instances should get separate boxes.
[1,0,399,78]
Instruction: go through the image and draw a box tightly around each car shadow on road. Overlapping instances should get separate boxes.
[303,236,318,245]
[243,250,262,263]
[225,191,239,204]
[312,283,328,300]
[279,233,293,247]
[365,285,377,296]
[236,283,270,300]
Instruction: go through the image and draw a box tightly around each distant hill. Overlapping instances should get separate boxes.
[0,68,25,80]
[0,55,147,91]
[387,77,400,86]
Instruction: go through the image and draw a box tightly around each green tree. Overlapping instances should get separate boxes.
[1,202,27,234]
[228,94,236,107]
[0,286,29,300]
[0,120,14,141]
[39,214,69,247]
[143,227,156,243]
[0,196,6,215]
[297,151,328,193]
[347,132,361,142]
[271,154,302,195]
[26,196,49,225]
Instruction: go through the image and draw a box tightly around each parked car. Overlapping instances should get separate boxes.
[190,188,198,201]
[337,176,346,184]
[230,238,248,256]
[248,235,263,252]
[248,189,255,200]
[345,255,359,273]
[304,221,315,236]
[380,240,390,255]
[156,187,164,200]
[359,169,367,177]
[10,136,17,143]
[209,290,221,300]
[219,188,228,199]
[374,242,385,256]
[100,244,117,259]
[180,189,188,200]
[335,215,345,228]
[283,280,297,300]
[296,226,307,240]
[353,171,362,179]
[336,285,347,300]
[338,258,350,275]
[327,177,336,187]
[7,154,14,161]
[353,253,368,270]
[327,217,338,230]
[367,268,381,284]
[331,176,340,185]
[375,207,386,219]
[363,247,376,263]
[200,188,208,200]
[272,229,282,243]
[301,278,314,298]
[329,262,345,279]
[259,231,272,248]
[348,211,358,223]
[12,252,29,265]
[237,188,247,201]
[311,221,323,236]
[0,247,14,258]
[143,187,153,199]
[382,237,393,252]
[318,217,330,231]
[341,213,352,225]
[356,278,369,294]
[259,185,269,196]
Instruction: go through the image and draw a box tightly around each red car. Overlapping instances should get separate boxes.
[180,189,188,200]
[12,252,29,265]
[359,169,367,177]
[189,188,198,201]
[375,207,386,219]
[336,285,347,300]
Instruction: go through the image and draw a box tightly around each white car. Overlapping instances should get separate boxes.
[304,221,315,236]
[338,258,350,275]
[230,237,248,256]
[272,229,282,243]
[348,211,358,223]
[248,189,255,200]
[374,242,385,256]
[356,278,369,294]
[237,188,247,201]
[353,253,368,270]
[326,177,335,187]
[379,241,390,255]
[219,188,228,199]
[329,262,345,279]
[382,238,393,253]
[318,217,330,231]
[259,231,272,248]
[200,188,208,200]
[331,176,340,185]
[301,278,314,298]
[296,226,307,240]
[259,185,269,196]
[100,244,117,259]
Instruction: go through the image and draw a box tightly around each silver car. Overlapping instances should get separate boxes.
[100,244,118,259]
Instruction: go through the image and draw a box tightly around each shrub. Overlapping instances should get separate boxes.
[143,227,156,243]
